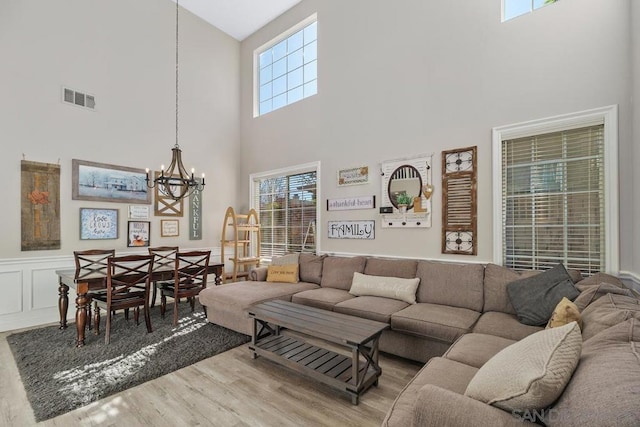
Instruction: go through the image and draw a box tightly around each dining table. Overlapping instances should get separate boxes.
[55,262,223,347]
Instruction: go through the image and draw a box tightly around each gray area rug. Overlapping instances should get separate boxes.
[7,303,249,422]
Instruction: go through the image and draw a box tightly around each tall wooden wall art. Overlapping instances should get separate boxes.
[21,160,61,251]
[441,146,477,255]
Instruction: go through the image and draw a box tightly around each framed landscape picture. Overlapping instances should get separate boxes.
[72,159,151,204]
[79,208,119,240]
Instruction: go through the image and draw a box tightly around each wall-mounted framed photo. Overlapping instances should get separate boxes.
[127,221,150,247]
[72,159,151,204]
[161,219,179,237]
[79,208,119,240]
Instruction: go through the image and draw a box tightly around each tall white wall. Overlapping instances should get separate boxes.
[0,0,240,330]
[240,0,636,273]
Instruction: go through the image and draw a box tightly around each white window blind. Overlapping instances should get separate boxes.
[502,125,605,275]
[252,169,317,260]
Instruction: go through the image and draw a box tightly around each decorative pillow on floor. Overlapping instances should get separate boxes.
[507,263,580,326]
[546,297,581,329]
[464,321,582,412]
[349,272,420,304]
[266,264,299,283]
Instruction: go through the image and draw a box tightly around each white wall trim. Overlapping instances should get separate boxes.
[492,105,619,274]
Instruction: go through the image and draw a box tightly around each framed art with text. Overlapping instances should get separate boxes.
[161,219,179,237]
[127,221,150,247]
[79,208,119,240]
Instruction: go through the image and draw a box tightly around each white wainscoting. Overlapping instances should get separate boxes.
[0,247,222,333]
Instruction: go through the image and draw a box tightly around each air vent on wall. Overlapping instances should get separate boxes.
[62,86,96,110]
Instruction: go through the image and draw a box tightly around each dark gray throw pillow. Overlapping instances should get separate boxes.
[507,263,580,326]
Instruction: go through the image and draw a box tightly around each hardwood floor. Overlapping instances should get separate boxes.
[0,327,421,426]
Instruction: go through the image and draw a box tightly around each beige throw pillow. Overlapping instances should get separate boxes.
[464,322,582,412]
[271,253,300,282]
[349,272,420,304]
[266,264,299,283]
[546,297,581,329]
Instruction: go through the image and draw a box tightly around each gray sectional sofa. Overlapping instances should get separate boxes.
[198,253,640,426]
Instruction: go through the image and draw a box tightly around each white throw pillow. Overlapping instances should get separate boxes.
[464,321,582,412]
[349,272,420,304]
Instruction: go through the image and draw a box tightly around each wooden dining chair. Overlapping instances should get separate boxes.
[147,246,179,308]
[73,249,115,329]
[160,250,211,326]
[92,254,155,344]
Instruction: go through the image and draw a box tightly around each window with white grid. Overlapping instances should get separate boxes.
[250,163,319,260]
[256,15,317,116]
[503,0,558,22]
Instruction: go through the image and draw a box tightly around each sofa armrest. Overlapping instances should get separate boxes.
[412,385,537,427]
[249,266,268,281]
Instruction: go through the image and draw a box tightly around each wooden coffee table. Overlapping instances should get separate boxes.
[248,300,389,404]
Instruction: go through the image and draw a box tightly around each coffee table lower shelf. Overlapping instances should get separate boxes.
[250,334,379,404]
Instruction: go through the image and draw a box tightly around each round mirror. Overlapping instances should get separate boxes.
[387,165,422,209]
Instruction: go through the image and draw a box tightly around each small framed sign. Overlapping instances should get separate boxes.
[327,195,375,211]
[328,220,375,239]
[127,221,150,247]
[337,166,369,187]
[161,219,179,237]
[128,205,150,219]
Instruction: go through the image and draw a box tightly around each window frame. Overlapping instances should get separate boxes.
[253,13,318,117]
[492,105,619,274]
[502,0,557,22]
[249,161,321,260]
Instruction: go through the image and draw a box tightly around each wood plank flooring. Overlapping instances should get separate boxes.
[0,326,421,426]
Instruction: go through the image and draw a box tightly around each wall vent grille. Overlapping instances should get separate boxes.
[62,86,95,110]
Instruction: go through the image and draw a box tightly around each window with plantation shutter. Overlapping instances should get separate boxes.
[493,106,619,276]
[250,163,319,261]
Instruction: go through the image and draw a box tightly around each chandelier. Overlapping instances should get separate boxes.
[146,0,205,201]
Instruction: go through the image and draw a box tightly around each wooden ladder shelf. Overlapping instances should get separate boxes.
[221,207,261,283]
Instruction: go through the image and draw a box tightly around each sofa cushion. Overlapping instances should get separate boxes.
[580,293,640,341]
[299,253,326,285]
[575,271,625,289]
[266,264,299,283]
[546,318,640,426]
[415,261,484,312]
[465,322,582,412]
[334,296,409,323]
[546,297,581,329]
[382,357,479,427]
[483,264,539,315]
[472,311,544,343]
[391,303,480,344]
[364,257,418,279]
[573,282,635,311]
[320,256,366,290]
[291,287,354,311]
[444,333,516,369]
[349,272,420,304]
[507,263,579,326]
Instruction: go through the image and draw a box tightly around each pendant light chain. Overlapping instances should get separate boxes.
[175,0,179,148]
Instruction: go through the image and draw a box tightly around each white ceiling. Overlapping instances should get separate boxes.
[173,0,302,41]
